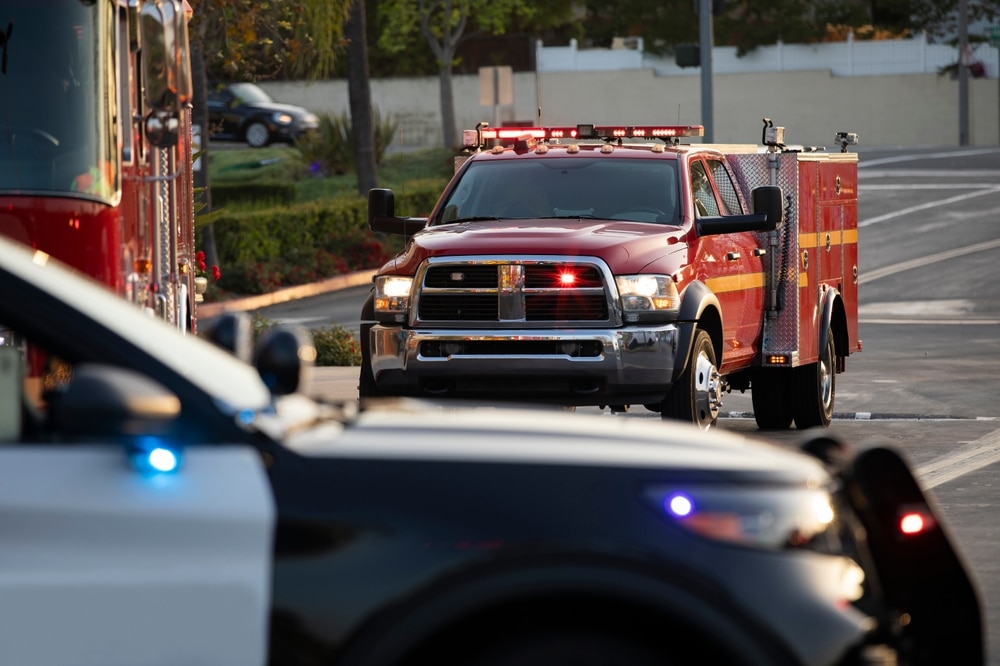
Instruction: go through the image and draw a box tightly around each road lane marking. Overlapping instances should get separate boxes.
[859,188,1000,228]
[859,148,1000,167]
[860,319,1000,325]
[859,238,1000,284]
[917,428,1000,489]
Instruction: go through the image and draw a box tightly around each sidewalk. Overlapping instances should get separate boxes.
[197,269,375,319]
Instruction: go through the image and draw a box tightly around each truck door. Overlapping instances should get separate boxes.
[691,158,766,370]
[0,346,274,666]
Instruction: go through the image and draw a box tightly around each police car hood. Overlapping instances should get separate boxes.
[381,219,686,275]
[285,400,829,485]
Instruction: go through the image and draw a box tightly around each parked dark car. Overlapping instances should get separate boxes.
[0,234,984,666]
[207,82,318,148]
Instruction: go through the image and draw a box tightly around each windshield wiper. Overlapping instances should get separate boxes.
[540,215,599,220]
[443,216,501,224]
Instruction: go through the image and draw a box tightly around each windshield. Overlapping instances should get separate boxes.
[0,0,117,202]
[229,83,273,105]
[437,157,681,225]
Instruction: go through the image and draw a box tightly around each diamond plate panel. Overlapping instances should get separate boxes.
[727,153,802,357]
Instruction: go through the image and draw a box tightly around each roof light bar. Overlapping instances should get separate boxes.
[463,124,705,148]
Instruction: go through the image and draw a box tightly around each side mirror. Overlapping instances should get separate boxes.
[255,326,315,396]
[199,311,254,364]
[368,188,428,236]
[46,364,180,438]
[140,0,191,148]
[752,186,784,231]
[140,0,192,110]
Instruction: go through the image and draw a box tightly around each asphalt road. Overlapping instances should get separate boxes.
[257,145,1000,663]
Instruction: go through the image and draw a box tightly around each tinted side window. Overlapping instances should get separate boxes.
[706,159,741,215]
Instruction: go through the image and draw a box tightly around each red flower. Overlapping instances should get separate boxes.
[211,265,221,280]
[195,251,205,263]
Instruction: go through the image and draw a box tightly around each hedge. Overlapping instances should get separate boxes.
[200,178,448,294]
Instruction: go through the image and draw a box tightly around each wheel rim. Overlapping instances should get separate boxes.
[693,349,722,429]
[246,124,268,147]
[819,339,834,412]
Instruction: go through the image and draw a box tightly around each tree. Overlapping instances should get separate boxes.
[188,0,350,82]
[377,0,536,148]
[346,0,379,194]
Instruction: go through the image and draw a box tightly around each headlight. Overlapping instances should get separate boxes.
[646,484,840,551]
[273,112,293,125]
[616,275,680,322]
[374,275,413,322]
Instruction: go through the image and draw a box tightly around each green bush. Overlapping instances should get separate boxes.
[211,182,298,209]
[295,106,400,177]
[312,325,362,366]
[200,180,446,294]
[251,313,360,367]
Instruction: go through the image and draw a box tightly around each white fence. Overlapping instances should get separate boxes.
[538,32,1000,78]
[262,33,1000,149]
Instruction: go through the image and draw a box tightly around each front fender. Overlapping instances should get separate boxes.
[673,281,722,382]
[334,555,797,666]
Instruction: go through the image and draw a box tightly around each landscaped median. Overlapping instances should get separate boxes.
[196,269,375,368]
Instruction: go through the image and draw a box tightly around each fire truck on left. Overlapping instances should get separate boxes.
[0,0,199,331]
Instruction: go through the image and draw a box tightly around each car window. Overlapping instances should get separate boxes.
[690,160,720,217]
[705,159,741,215]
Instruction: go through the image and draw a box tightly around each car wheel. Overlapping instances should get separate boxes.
[244,121,270,148]
[793,327,835,428]
[661,329,721,430]
[471,631,662,666]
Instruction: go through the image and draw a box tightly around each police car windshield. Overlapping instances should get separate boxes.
[0,0,116,202]
[436,158,681,225]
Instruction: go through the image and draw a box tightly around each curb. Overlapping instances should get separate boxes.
[198,269,375,319]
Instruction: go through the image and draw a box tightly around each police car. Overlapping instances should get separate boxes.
[0,235,982,665]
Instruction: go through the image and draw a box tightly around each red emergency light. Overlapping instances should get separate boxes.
[465,124,704,149]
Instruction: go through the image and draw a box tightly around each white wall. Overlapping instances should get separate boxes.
[260,36,1000,149]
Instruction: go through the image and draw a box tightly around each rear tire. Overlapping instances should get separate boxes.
[662,329,720,430]
[751,370,795,430]
[793,327,835,428]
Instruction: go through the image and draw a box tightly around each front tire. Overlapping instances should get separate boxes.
[358,324,380,399]
[471,631,662,666]
[662,329,721,430]
[793,327,836,428]
[245,121,270,148]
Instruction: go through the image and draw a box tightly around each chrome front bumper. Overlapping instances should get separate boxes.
[370,324,679,405]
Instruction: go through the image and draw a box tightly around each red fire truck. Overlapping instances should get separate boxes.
[363,119,862,430]
[0,0,198,330]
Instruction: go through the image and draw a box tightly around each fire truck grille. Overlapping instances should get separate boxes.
[417,262,613,324]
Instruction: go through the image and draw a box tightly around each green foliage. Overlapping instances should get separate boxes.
[211,181,298,209]
[294,107,400,177]
[188,0,350,82]
[312,325,362,366]
[200,181,444,294]
[249,313,360,367]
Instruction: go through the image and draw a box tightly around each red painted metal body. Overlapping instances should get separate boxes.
[0,0,196,330]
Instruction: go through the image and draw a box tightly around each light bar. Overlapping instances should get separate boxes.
[464,124,705,148]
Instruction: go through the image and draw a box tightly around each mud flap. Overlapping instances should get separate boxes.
[843,445,983,664]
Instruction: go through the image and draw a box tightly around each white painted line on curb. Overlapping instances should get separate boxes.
[917,428,1000,490]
